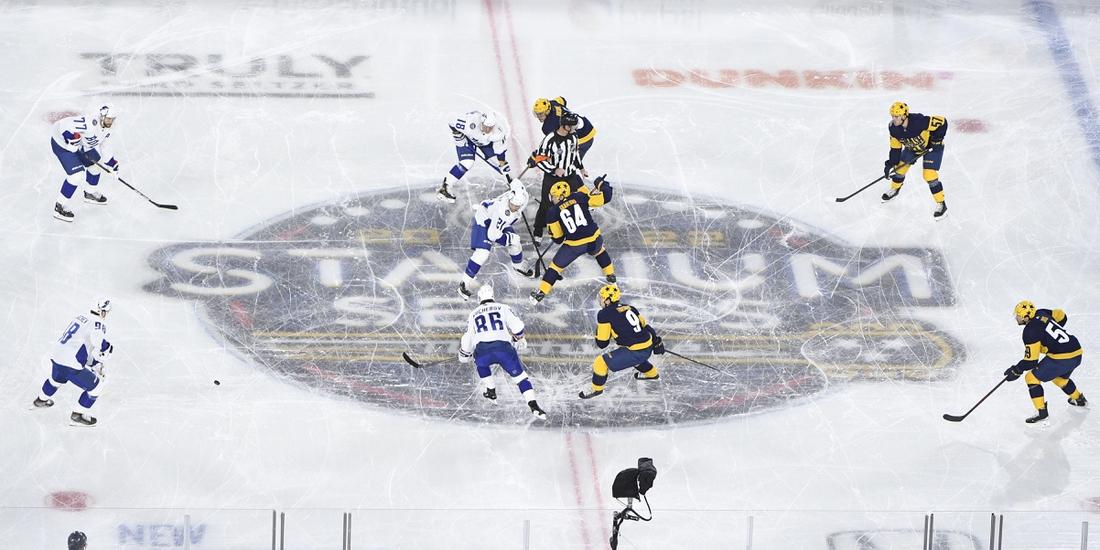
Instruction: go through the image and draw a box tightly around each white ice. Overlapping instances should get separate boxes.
[2,0,1100,548]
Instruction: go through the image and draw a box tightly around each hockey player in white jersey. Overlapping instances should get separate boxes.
[49,104,121,221]
[459,285,547,420]
[32,298,114,427]
[458,183,535,300]
[437,109,512,203]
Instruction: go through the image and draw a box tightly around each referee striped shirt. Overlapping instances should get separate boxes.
[531,131,583,176]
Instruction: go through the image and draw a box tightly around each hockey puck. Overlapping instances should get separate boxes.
[214,380,220,385]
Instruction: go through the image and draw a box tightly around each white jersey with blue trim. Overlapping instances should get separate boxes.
[51,114,114,158]
[474,191,524,242]
[450,110,509,155]
[460,302,525,354]
[49,313,108,370]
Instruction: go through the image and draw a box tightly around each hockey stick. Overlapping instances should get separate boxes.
[834,159,916,203]
[943,376,1009,422]
[80,154,178,210]
[664,349,726,374]
[401,352,450,369]
[519,212,549,277]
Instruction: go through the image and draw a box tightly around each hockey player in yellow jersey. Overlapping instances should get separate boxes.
[881,102,949,219]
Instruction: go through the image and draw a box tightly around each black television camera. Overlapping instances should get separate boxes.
[610,458,657,549]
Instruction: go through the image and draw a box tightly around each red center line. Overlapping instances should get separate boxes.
[482,0,518,161]
[582,432,610,543]
[565,431,594,549]
[499,0,538,150]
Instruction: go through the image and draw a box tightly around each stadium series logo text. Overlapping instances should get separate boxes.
[144,182,965,429]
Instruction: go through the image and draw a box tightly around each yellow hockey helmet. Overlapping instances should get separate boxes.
[532,98,551,115]
[553,96,567,107]
[598,284,620,304]
[549,181,571,199]
[889,102,909,118]
[1015,300,1036,320]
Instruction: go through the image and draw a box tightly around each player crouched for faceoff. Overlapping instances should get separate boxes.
[458,183,535,300]
[460,285,547,420]
[530,177,616,304]
[881,101,949,219]
[50,104,121,221]
[579,284,664,399]
[32,298,114,427]
[438,109,513,203]
[1003,301,1087,424]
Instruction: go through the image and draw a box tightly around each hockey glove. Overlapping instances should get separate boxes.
[884,160,895,178]
[105,158,121,173]
[512,336,528,352]
[452,130,466,146]
[593,174,608,191]
[1003,365,1022,382]
[459,349,471,364]
[652,336,666,355]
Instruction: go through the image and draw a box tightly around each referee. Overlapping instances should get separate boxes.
[530,112,587,243]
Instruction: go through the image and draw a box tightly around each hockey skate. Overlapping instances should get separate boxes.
[70,412,97,427]
[633,371,660,381]
[933,200,948,220]
[881,185,901,202]
[53,202,74,222]
[83,191,107,205]
[606,273,617,284]
[31,397,54,409]
[458,282,472,301]
[529,290,546,304]
[528,400,547,420]
[1025,407,1049,424]
[512,261,534,278]
[437,182,456,203]
[1069,394,1089,407]
[482,387,497,402]
[578,388,603,399]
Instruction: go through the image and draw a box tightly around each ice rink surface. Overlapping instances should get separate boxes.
[2,0,1100,548]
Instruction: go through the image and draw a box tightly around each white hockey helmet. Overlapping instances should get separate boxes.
[99,103,117,127]
[482,111,498,129]
[92,297,112,315]
[509,186,529,207]
[477,284,494,303]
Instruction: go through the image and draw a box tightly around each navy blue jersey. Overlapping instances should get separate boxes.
[596,302,654,351]
[1019,308,1082,367]
[540,99,596,145]
[888,112,947,164]
[546,187,608,245]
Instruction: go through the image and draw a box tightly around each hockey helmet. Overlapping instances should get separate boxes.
[549,181,571,200]
[100,103,117,127]
[509,186,529,207]
[889,102,909,118]
[1015,300,1036,320]
[481,111,498,129]
[478,284,495,303]
[532,98,551,115]
[68,531,87,550]
[93,297,112,316]
[598,284,621,304]
[553,96,567,107]
[560,112,579,127]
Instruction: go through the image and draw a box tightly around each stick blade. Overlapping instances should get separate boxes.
[157,204,179,210]
[401,352,422,368]
[942,413,965,422]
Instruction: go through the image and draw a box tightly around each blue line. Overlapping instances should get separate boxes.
[1026,0,1100,174]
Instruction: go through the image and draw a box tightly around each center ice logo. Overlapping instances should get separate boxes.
[143,182,965,429]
